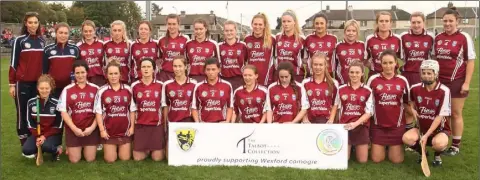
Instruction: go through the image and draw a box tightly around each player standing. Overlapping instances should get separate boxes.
[335,19,366,85]
[76,20,106,87]
[219,20,248,91]
[304,13,337,77]
[104,20,131,84]
[130,21,159,82]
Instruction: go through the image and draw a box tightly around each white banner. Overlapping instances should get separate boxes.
[168,123,348,170]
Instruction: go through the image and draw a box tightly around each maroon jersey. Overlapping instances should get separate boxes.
[104,40,131,83]
[26,96,63,137]
[304,33,337,73]
[367,74,410,128]
[400,29,435,73]
[162,78,198,122]
[302,77,339,120]
[337,83,374,125]
[158,34,189,73]
[9,34,45,84]
[334,40,366,84]
[57,82,99,130]
[264,81,309,123]
[43,43,81,88]
[433,30,476,81]
[76,39,105,78]
[365,31,402,73]
[191,78,233,122]
[244,34,276,86]
[130,39,159,79]
[410,82,451,134]
[219,40,248,78]
[275,33,307,76]
[94,84,136,138]
[185,39,219,76]
[233,84,268,123]
[131,80,163,126]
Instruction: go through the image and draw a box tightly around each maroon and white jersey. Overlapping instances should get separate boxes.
[410,82,451,134]
[130,39,159,79]
[367,74,409,128]
[131,80,163,126]
[76,38,105,78]
[185,39,219,76]
[218,40,248,78]
[233,84,268,123]
[244,34,276,86]
[336,83,374,125]
[302,77,339,120]
[93,84,136,138]
[191,78,233,122]
[161,78,197,122]
[400,29,435,73]
[158,34,189,73]
[264,81,309,123]
[365,31,402,73]
[334,40,366,84]
[275,33,307,76]
[104,40,131,83]
[57,83,99,130]
[433,30,476,81]
[304,33,337,73]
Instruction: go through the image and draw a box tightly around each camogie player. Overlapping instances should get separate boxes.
[130,21,159,81]
[219,20,248,91]
[94,60,136,163]
[23,75,63,161]
[275,9,307,82]
[367,49,410,164]
[104,20,131,84]
[9,12,46,152]
[365,11,402,77]
[338,61,373,163]
[335,20,366,85]
[304,13,337,77]
[57,60,100,163]
[302,53,339,124]
[185,18,220,82]
[403,60,451,166]
[232,65,268,123]
[244,13,276,86]
[157,14,190,82]
[433,7,476,156]
[191,58,233,123]
[265,61,309,123]
[131,58,165,161]
[76,20,106,87]
[43,22,80,99]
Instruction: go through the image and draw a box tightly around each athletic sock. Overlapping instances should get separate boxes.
[405,123,414,131]
[434,151,442,157]
[20,138,27,146]
[452,136,462,149]
[410,141,421,154]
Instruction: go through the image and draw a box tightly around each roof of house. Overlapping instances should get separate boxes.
[151,14,217,25]
[426,7,478,19]
[216,16,251,32]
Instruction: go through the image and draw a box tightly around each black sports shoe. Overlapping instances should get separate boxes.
[432,157,442,167]
[52,146,63,161]
[443,146,459,156]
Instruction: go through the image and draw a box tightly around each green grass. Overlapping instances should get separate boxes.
[1,40,479,180]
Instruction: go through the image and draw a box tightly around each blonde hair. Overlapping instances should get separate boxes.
[81,20,96,39]
[375,11,392,32]
[110,20,130,45]
[37,74,56,90]
[410,11,425,22]
[251,13,273,49]
[310,52,334,93]
[281,9,303,44]
[344,19,360,37]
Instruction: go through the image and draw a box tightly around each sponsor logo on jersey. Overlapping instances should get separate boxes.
[123,96,128,102]
[247,42,253,48]
[406,42,411,48]
[256,97,262,103]
[137,92,143,98]
[396,85,401,91]
[292,94,296,101]
[24,42,31,49]
[189,48,194,53]
[341,50,347,56]
[417,96,422,103]
[237,50,241,55]
[205,48,210,53]
[135,50,141,55]
[221,50,226,56]
[274,95,280,101]
[435,99,440,107]
[309,43,315,48]
[452,41,457,47]
[97,49,102,54]
[81,50,87,56]
[187,90,192,97]
[124,48,128,54]
[71,94,77,100]
[105,97,112,104]
[423,42,428,48]
[240,99,245,105]
[373,45,379,50]
[202,91,208,97]
[377,85,383,90]
[51,50,57,55]
[307,90,313,96]
[169,90,175,97]
[220,90,224,97]
[341,94,348,101]
[437,40,442,46]
[70,49,75,55]
[360,96,365,102]
[155,91,159,98]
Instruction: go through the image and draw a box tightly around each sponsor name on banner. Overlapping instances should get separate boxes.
[168,123,348,170]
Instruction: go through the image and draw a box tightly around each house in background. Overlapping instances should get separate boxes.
[150,10,251,41]
[426,1,478,28]
[302,5,411,33]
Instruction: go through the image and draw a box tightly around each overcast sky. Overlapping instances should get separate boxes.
[60,1,478,26]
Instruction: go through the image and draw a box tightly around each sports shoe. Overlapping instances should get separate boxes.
[52,146,63,161]
[97,144,103,151]
[22,153,36,159]
[432,156,442,167]
[443,146,459,156]
[416,151,429,164]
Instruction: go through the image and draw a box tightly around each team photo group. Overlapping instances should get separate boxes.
[8,5,475,169]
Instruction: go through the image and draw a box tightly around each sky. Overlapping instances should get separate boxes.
[59,1,479,27]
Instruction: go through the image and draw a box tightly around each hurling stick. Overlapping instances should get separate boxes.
[36,97,44,166]
[420,141,431,177]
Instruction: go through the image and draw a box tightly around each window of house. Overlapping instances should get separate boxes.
[184,25,191,30]
[361,21,367,27]
[328,20,333,27]
[462,19,469,24]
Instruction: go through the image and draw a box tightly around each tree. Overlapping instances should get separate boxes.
[275,17,282,30]
[48,2,66,12]
[55,10,67,23]
[66,7,85,26]
[152,3,163,16]
[0,2,28,23]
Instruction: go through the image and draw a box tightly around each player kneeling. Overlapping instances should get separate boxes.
[402,60,451,167]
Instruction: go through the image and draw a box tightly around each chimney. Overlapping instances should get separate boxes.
[326,5,330,13]
[210,10,214,15]
[180,11,186,15]
[391,5,396,11]
[447,2,453,8]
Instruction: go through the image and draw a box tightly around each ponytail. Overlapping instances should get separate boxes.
[252,13,273,49]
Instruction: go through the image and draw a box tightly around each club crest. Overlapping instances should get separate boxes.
[176,128,196,151]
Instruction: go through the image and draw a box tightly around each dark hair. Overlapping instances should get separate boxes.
[173,55,189,75]
[203,57,220,72]
[443,6,460,20]
[348,60,366,83]
[313,13,328,24]
[379,49,399,73]
[54,22,71,43]
[140,58,157,70]
[105,57,122,76]
[137,20,153,37]
[277,61,299,108]
[193,18,210,39]
[21,12,42,35]
[72,60,89,72]
[165,14,181,48]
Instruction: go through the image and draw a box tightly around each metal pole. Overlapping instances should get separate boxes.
[320,1,323,12]
[434,3,437,32]
[146,1,151,21]
[345,1,349,22]
[240,13,243,38]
